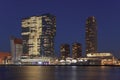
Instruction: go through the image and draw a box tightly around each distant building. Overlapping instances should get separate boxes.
[85,16,97,54]
[86,53,113,58]
[10,37,22,63]
[72,42,82,59]
[21,13,56,57]
[86,53,116,65]
[0,52,11,64]
[60,44,70,59]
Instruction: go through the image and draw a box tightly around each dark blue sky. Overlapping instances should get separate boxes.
[0,0,120,57]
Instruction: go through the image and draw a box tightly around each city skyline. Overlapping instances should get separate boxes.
[0,0,120,57]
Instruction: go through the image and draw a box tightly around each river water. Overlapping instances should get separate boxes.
[0,66,120,80]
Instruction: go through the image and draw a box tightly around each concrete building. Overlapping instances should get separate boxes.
[72,42,82,59]
[10,37,22,63]
[60,44,70,59]
[21,13,56,57]
[85,16,97,54]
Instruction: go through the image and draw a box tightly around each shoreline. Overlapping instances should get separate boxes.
[0,64,120,67]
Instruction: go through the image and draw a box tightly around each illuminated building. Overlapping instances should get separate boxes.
[10,37,22,63]
[86,53,113,58]
[76,53,115,65]
[85,16,97,54]
[21,13,56,57]
[60,44,70,59]
[86,53,117,65]
[72,42,82,59]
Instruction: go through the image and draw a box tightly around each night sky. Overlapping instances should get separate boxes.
[0,0,120,57]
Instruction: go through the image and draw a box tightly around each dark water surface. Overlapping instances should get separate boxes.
[0,66,120,80]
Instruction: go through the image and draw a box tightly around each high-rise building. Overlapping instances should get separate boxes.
[85,16,97,54]
[60,44,70,59]
[21,13,56,57]
[10,37,22,63]
[72,42,82,59]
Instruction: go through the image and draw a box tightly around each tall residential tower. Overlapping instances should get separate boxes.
[60,44,70,59]
[72,42,82,59]
[21,13,56,57]
[85,16,97,54]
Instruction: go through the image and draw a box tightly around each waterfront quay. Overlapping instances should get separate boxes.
[1,53,120,66]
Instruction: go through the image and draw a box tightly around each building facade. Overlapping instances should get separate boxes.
[72,42,82,59]
[10,37,22,63]
[60,44,70,59]
[86,53,116,65]
[21,14,56,57]
[85,16,97,54]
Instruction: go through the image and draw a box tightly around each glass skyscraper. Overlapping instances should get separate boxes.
[21,13,56,57]
[85,16,97,54]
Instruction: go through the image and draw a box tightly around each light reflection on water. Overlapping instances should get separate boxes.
[0,66,120,80]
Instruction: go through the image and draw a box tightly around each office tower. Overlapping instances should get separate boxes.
[60,44,70,59]
[85,16,97,54]
[72,42,82,59]
[10,37,22,63]
[21,13,56,57]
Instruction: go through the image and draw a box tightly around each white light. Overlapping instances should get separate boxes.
[79,59,83,62]
[38,62,42,64]
[60,60,65,62]
[66,60,71,63]
[72,59,77,63]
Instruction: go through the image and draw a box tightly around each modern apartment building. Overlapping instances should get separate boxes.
[60,44,70,59]
[72,42,82,59]
[21,13,56,57]
[85,16,97,54]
